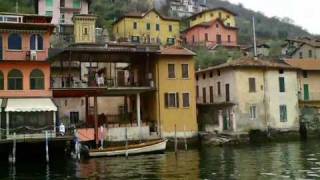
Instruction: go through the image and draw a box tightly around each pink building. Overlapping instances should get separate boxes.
[0,13,57,139]
[183,19,238,49]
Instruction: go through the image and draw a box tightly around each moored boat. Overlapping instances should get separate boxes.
[88,139,168,157]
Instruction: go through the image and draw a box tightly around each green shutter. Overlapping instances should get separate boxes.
[304,84,309,100]
[73,0,81,8]
[279,77,285,92]
[46,0,53,9]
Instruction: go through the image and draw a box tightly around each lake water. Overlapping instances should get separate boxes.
[1,140,320,179]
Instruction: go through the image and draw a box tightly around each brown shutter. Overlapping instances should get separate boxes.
[176,92,179,108]
[165,93,168,108]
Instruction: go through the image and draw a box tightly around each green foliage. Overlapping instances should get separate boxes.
[91,0,153,34]
[195,47,241,69]
[0,0,35,14]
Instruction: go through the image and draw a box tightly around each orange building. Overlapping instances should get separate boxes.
[0,13,57,140]
[183,19,238,49]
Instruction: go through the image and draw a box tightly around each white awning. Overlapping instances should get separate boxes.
[5,98,57,112]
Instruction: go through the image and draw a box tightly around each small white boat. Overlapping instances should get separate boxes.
[88,139,168,157]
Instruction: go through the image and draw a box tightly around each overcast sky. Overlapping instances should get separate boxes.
[225,0,319,34]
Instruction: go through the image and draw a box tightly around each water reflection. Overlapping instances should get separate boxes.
[1,140,320,179]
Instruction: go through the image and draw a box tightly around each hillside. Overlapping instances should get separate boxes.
[206,0,311,44]
[0,0,311,45]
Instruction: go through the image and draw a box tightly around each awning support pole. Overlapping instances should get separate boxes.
[53,112,56,136]
[136,93,141,141]
[94,96,98,147]
[6,112,9,137]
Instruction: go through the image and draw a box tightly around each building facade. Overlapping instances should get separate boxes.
[112,9,180,45]
[188,8,237,28]
[0,13,57,139]
[183,19,238,48]
[282,37,320,59]
[169,0,208,18]
[196,58,300,133]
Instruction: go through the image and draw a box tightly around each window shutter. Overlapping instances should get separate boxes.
[164,93,168,108]
[176,92,179,108]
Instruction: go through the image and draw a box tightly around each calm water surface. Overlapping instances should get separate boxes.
[1,140,320,179]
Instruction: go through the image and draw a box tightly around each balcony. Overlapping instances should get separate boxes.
[185,41,239,51]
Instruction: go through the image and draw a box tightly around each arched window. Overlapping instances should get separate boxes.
[30,69,44,90]
[8,69,23,90]
[8,34,22,50]
[30,34,44,50]
[0,71,3,90]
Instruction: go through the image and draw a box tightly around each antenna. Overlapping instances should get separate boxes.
[252,16,257,57]
[15,0,19,14]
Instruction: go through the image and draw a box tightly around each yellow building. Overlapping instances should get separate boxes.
[189,7,237,28]
[112,9,180,45]
[73,14,97,44]
[156,47,198,137]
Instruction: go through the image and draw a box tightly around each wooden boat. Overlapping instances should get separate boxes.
[88,139,168,157]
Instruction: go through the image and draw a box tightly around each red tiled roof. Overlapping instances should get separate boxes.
[285,59,320,70]
[160,46,195,56]
[182,19,238,33]
[197,57,297,73]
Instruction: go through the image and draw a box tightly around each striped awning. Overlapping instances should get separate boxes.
[5,98,57,112]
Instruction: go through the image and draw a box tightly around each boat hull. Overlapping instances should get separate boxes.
[89,139,168,157]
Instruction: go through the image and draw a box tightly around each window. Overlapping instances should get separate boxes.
[8,33,22,50]
[133,22,137,29]
[217,82,221,96]
[146,23,151,30]
[209,86,213,103]
[202,73,206,79]
[249,78,256,92]
[73,0,81,8]
[309,50,313,58]
[182,64,189,78]
[196,75,199,81]
[168,64,175,78]
[227,23,230,27]
[182,93,190,108]
[131,36,140,43]
[165,93,179,108]
[45,11,53,16]
[156,24,160,31]
[70,112,79,124]
[202,87,206,103]
[250,105,257,119]
[0,71,3,90]
[196,86,199,98]
[216,34,222,44]
[60,0,65,7]
[210,13,213,17]
[216,23,219,28]
[30,34,44,51]
[279,77,285,92]
[209,71,213,78]
[279,69,284,74]
[205,33,208,41]
[167,38,175,45]
[217,70,221,76]
[280,105,287,122]
[192,35,195,43]
[303,71,308,78]
[218,12,222,19]
[83,27,88,35]
[8,69,23,90]
[30,69,44,90]
[299,52,303,59]
[169,25,172,32]
[227,35,231,43]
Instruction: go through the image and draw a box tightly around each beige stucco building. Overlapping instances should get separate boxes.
[196,58,300,133]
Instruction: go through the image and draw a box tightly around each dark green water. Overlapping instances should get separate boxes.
[1,140,320,179]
